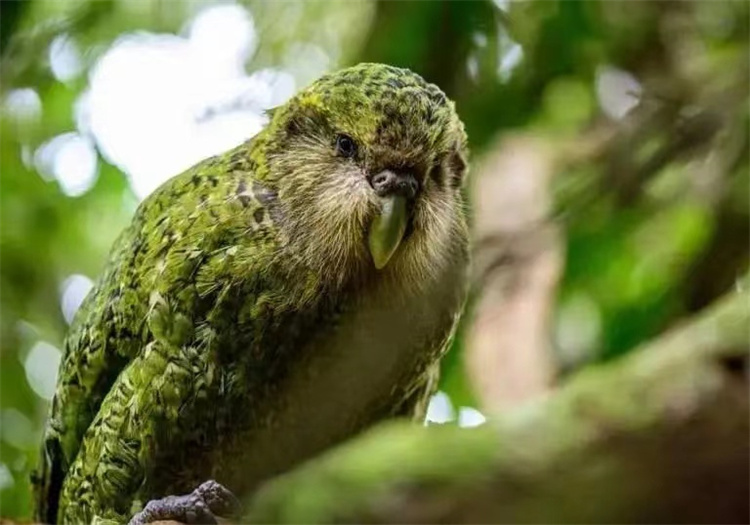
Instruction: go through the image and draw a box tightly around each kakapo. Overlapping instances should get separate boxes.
[34,63,470,524]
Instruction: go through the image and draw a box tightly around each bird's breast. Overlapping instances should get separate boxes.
[217,271,461,496]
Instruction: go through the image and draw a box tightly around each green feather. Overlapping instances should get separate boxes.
[34,63,469,524]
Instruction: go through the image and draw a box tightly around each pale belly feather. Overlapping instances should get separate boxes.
[216,275,457,495]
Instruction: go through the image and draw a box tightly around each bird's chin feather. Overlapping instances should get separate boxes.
[281,168,465,296]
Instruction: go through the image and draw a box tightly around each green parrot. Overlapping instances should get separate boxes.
[33,63,469,524]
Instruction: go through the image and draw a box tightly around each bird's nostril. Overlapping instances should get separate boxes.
[371,172,391,188]
[370,170,418,199]
[396,180,417,199]
[371,171,398,195]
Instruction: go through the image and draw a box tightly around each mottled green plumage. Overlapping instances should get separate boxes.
[34,63,469,524]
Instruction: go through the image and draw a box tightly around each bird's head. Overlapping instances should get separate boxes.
[255,63,469,291]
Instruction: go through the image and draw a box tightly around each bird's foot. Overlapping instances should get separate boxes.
[128,480,241,525]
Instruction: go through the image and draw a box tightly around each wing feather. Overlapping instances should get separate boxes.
[33,142,263,523]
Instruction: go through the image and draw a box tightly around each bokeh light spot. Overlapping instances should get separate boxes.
[49,34,83,83]
[188,3,257,77]
[23,341,61,401]
[498,37,523,82]
[492,0,511,11]
[458,407,487,428]
[0,464,14,490]
[34,132,99,197]
[83,3,295,200]
[425,390,455,424]
[60,274,94,325]
[596,65,642,120]
[3,88,42,124]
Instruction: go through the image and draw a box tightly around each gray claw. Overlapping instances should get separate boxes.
[128,480,240,525]
[195,480,242,518]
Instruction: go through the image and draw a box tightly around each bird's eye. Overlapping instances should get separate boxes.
[335,134,358,158]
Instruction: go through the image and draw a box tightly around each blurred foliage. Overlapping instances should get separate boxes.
[0,0,747,519]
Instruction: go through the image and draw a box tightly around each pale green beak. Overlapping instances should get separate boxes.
[368,195,408,270]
